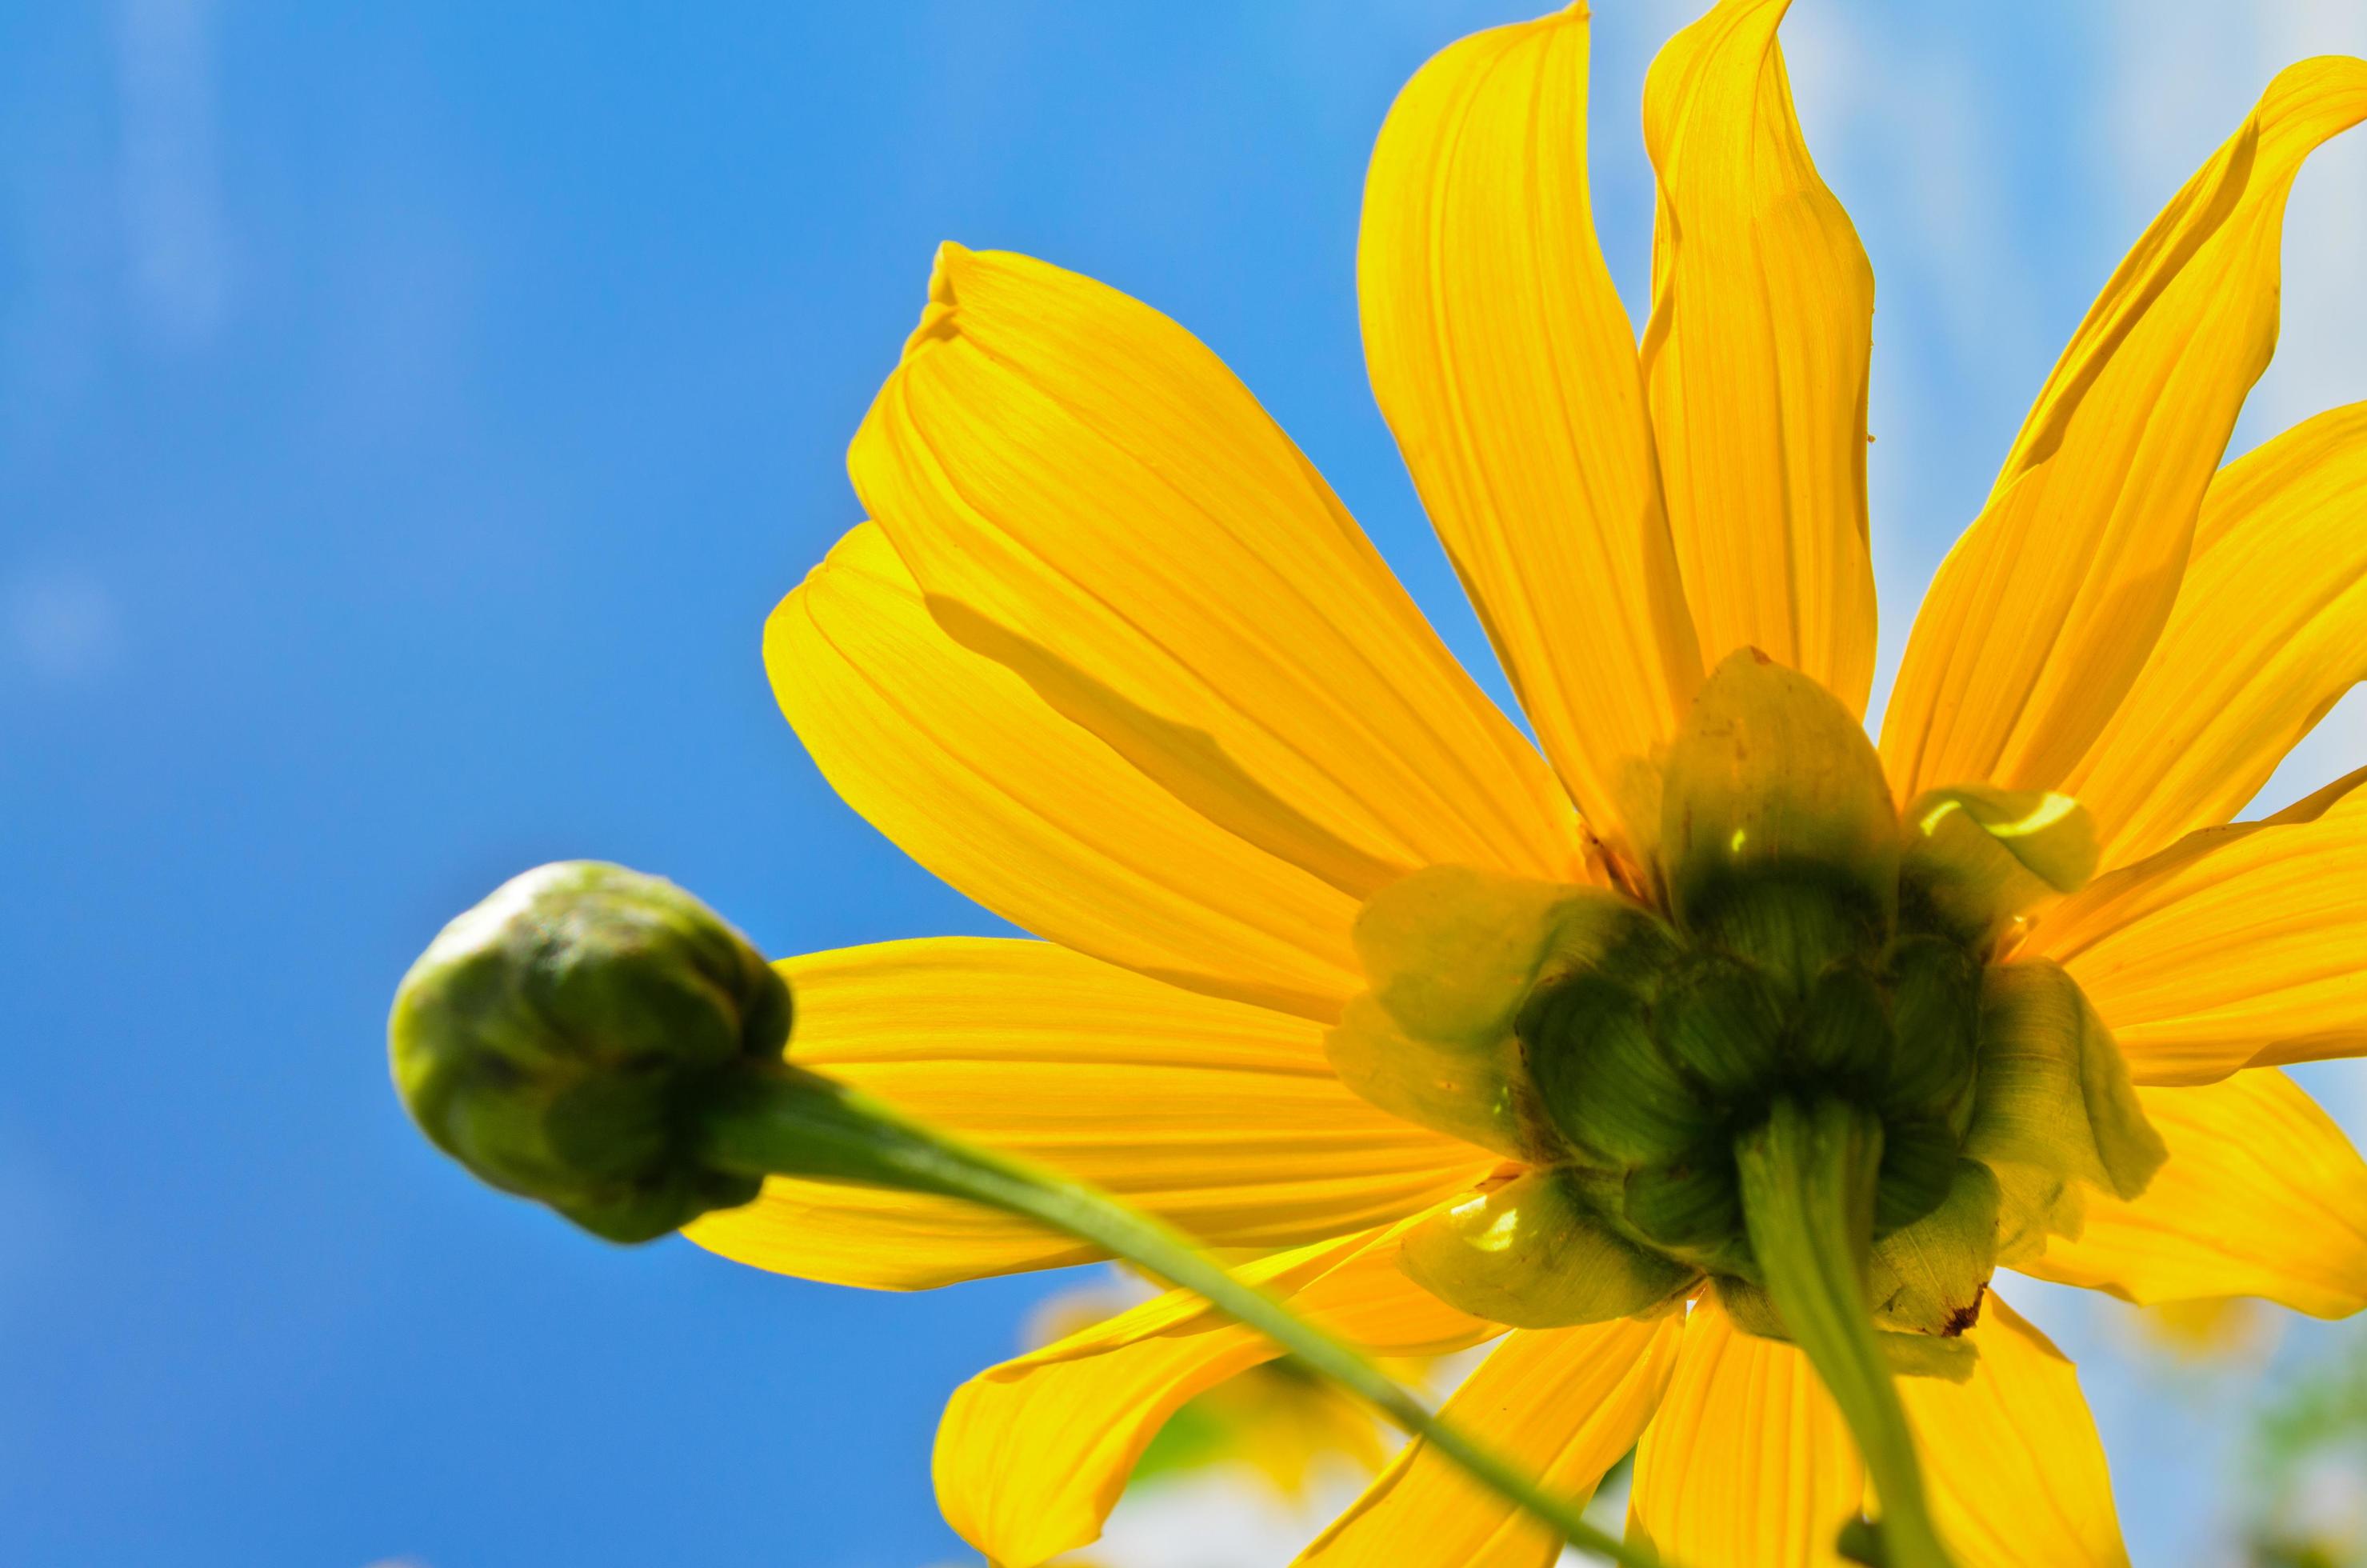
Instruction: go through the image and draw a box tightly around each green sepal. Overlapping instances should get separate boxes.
[388,861,789,1242]
[1333,866,1670,1162]
[1521,974,1716,1169]
[1350,865,1668,1042]
[1879,937,1981,1134]
[1658,952,1788,1101]
[1660,650,1898,988]
[1399,1167,1698,1329]
[1711,1274,1792,1339]
[1988,1165,2080,1267]
[1797,961,1893,1090]
[1871,1159,2000,1336]
[1717,1274,1980,1383]
[1325,995,1556,1162]
[1872,1118,1958,1238]
[1622,1147,1746,1266]
[1968,960,2166,1258]
[1900,785,2097,944]
[1877,1332,1980,1382]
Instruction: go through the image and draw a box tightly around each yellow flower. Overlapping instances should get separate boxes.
[689,2,2367,1563]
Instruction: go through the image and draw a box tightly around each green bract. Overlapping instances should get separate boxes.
[388,860,793,1242]
[1337,651,2165,1352]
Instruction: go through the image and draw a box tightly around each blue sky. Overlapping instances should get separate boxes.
[6,2,2367,1566]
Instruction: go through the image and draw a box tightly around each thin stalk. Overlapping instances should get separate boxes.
[700,1067,1668,1568]
[1734,1097,1956,1568]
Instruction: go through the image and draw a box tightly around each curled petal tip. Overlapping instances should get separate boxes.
[904,240,978,357]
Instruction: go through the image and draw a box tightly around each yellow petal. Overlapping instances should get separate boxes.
[2018,779,2367,1084]
[1358,6,1701,853]
[769,522,1361,1022]
[2015,1069,2367,1318]
[1627,1295,1866,1567]
[2064,402,2367,870]
[686,939,1490,1288]
[1884,58,2367,799]
[935,1222,1496,1567]
[1898,1294,2129,1567]
[1640,0,1878,714]
[850,244,1580,890]
[1297,1318,1681,1568]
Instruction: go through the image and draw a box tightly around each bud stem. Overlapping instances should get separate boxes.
[1735,1098,1956,1568]
[699,1068,1669,1568]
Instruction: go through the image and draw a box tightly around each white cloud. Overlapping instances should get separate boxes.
[5,569,125,686]
[114,0,229,346]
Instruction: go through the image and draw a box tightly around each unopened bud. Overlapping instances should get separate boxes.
[389,861,791,1242]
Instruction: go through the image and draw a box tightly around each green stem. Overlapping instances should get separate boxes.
[1734,1098,1955,1568]
[700,1067,1667,1568]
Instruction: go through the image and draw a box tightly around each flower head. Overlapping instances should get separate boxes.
[702,2,2367,1562]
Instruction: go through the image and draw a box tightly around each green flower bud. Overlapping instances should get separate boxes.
[389,861,792,1243]
[1713,1272,1977,1380]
